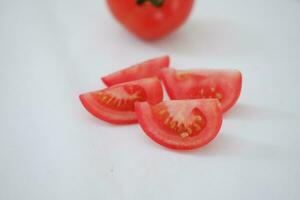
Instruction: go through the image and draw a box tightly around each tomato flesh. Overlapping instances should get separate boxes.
[93,84,146,111]
[160,68,242,112]
[80,77,163,124]
[135,99,223,150]
[102,55,169,86]
[152,102,207,138]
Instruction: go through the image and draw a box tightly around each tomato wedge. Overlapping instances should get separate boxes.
[80,77,163,124]
[135,99,223,150]
[159,68,242,112]
[101,55,169,86]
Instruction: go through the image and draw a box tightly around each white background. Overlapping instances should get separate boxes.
[1,0,300,199]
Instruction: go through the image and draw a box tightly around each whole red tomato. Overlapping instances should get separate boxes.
[107,0,195,40]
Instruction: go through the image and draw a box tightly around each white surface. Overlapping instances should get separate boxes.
[1,0,300,199]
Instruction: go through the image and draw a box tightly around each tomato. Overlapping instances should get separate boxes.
[106,0,194,40]
[80,77,163,124]
[159,68,242,112]
[135,99,222,150]
[101,55,170,87]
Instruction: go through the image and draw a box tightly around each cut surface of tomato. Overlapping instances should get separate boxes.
[80,77,163,124]
[102,55,169,86]
[135,99,223,150]
[159,68,242,112]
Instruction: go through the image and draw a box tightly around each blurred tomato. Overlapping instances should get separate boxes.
[107,0,194,40]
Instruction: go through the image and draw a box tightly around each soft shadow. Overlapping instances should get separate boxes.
[194,133,243,157]
[225,103,297,120]
[150,18,253,56]
[173,133,283,160]
[159,133,241,157]
[138,130,286,160]
[79,113,116,128]
[77,107,122,129]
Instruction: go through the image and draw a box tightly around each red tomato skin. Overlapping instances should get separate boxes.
[102,55,169,87]
[135,100,223,150]
[80,77,163,125]
[107,0,195,40]
[159,68,242,113]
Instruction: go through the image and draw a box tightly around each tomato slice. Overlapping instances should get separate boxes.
[159,68,242,112]
[101,55,169,86]
[135,99,223,150]
[80,77,163,124]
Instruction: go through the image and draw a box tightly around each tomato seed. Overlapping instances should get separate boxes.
[216,93,223,100]
[180,132,189,138]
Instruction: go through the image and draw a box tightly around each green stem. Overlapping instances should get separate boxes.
[136,0,164,7]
